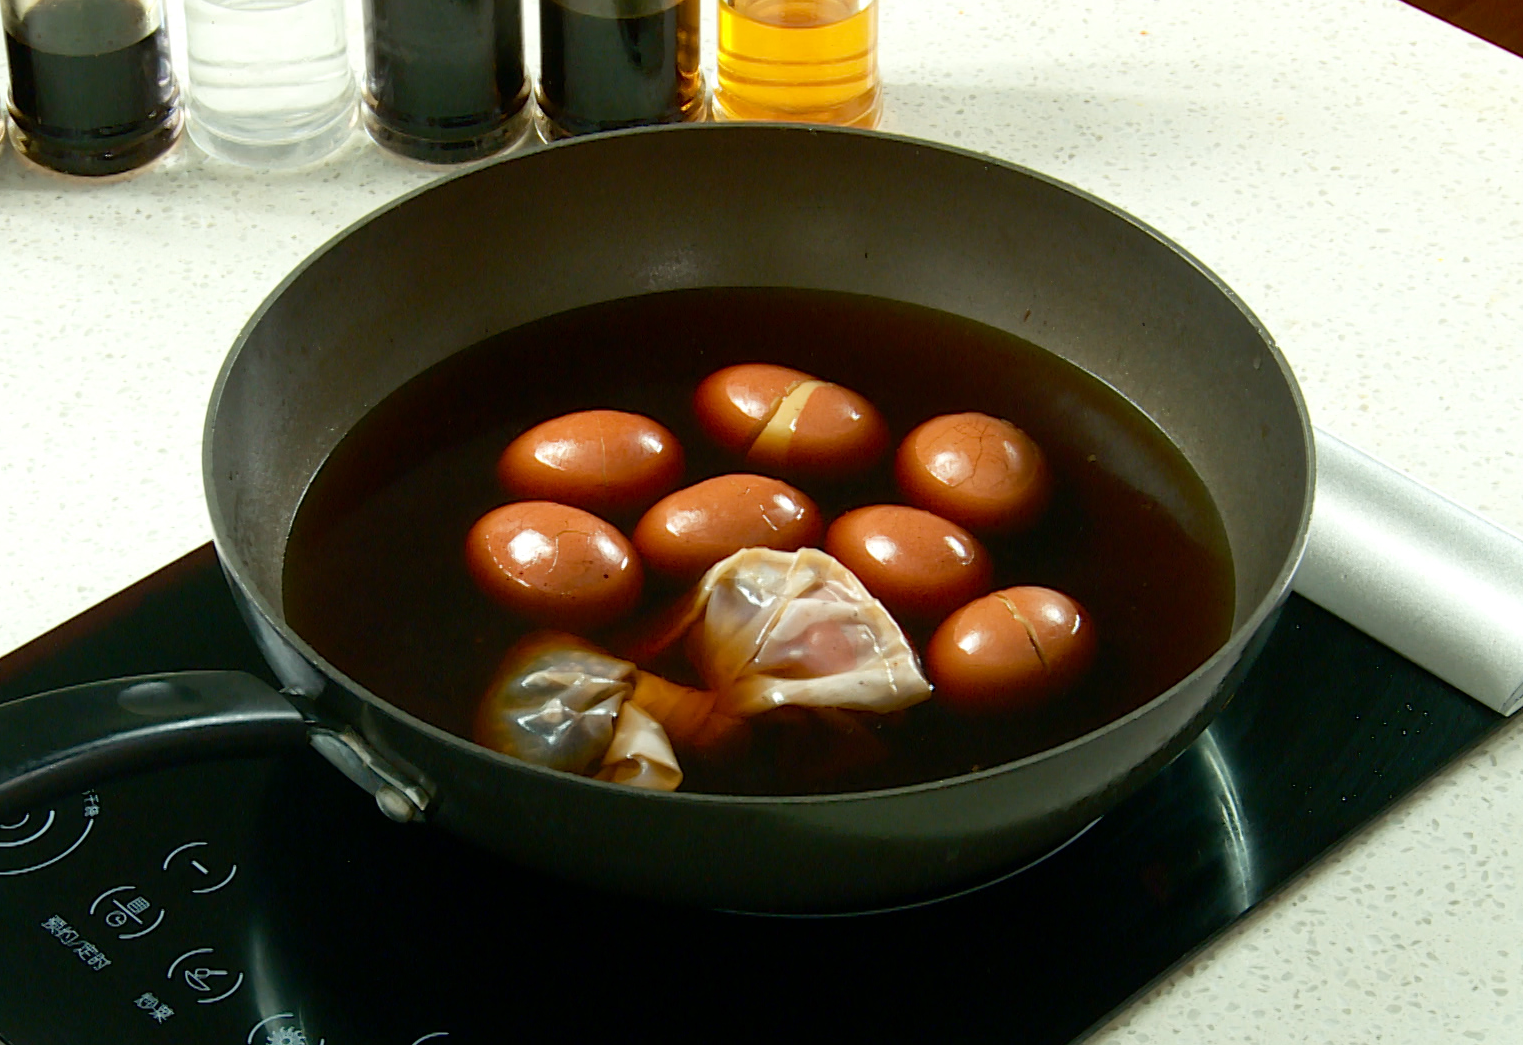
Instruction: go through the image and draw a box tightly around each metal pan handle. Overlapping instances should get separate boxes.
[0,671,309,817]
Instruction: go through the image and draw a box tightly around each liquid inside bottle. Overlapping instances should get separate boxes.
[362,0,531,163]
[184,0,356,168]
[714,0,880,128]
[3,0,181,175]
[538,0,703,139]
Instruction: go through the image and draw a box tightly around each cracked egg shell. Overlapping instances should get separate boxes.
[632,473,824,583]
[694,363,889,479]
[926,586,1096,713]
[466,502,643,630]
[496,410,685,517]
[895,412,1052,533]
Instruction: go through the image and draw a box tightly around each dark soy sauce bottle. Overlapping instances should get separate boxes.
[2,0,180,176]
[538,0,704,139]
[362,0,532,163]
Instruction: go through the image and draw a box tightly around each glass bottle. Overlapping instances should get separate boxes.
[714,0,881,128]
[362,0,533,163]
[184,0,356,168]
[2,0,181,175]
[537,0,704,139]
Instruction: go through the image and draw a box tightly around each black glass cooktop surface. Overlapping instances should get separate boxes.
[0,545,1506,1045]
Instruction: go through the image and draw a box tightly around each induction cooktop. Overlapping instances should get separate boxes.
[0,545,1505,1044]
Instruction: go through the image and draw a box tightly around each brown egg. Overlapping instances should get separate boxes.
[926,586,1096,714]
[633,473,824,583]
[895,412,1052,533]
[496,410,684,517]
[693,363,811,454]
[693,363,889,478]
[824,505,993,624]
[465,502,642,630]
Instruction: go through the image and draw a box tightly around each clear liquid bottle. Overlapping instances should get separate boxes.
[2,0,181,175]
[713,0,880,128]
[362,0,532,163]
[184,0,356,168]
[537,0,704,139]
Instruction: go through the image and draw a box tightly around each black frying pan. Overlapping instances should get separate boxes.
[0,125,1313,912]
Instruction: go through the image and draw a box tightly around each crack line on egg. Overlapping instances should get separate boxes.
[995,592,1049,672]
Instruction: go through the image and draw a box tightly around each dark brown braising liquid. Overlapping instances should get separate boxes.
[283,288,1235,795]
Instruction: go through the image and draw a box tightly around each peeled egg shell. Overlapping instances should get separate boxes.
[895,412,1052,533]
[926,586,1096,713]
[694,363,889,479]
[824,505,993,624]
[465,501,643,630]
[633,473,824,583]
[693,363,812,455]
[497,410,684,516]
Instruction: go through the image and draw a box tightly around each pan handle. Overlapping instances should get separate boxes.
[0,671,309,818]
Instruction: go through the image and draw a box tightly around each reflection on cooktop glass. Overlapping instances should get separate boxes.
[0,545,1503,1045]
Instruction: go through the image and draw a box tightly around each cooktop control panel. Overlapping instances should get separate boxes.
[0,756,459,1045]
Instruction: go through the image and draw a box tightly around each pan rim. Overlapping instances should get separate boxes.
[204,122,1316,808]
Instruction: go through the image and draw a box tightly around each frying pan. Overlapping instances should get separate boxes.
[0,124,1313,912]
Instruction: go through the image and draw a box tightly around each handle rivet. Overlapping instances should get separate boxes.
[375,786,419,824]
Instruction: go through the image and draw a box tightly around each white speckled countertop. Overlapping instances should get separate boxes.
[3,0,1522,1040]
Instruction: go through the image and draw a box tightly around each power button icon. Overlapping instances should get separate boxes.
[162,841,237,894]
